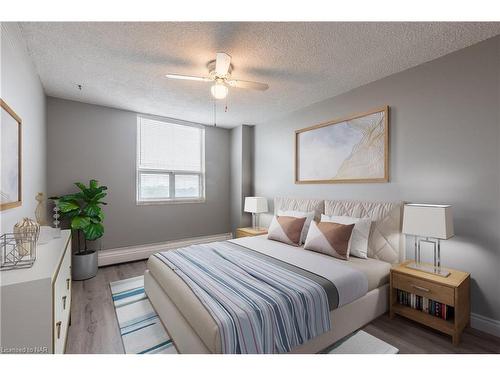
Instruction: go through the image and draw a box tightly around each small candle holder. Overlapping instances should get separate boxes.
[52,198,61,238]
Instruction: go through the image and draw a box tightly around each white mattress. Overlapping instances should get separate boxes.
[230,236,391,302]
[147,236,392,353]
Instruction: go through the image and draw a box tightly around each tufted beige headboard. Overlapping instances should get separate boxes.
[273,197,404,264]
[324,200,404,264]
[274,197,324,221]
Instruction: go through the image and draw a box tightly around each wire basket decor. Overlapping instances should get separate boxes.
[1,229,39,271]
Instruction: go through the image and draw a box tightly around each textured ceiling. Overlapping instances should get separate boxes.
[19,22,500,128]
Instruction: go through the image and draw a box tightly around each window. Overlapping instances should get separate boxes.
[137,116,205,203]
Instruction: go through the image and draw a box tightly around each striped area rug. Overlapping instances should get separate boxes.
[110,275,177,354]
[110,275,397,354]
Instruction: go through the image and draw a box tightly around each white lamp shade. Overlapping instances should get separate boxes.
[244,197,268,214]
[402,204,454,239]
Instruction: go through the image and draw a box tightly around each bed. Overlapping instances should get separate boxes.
[144,198,404,354]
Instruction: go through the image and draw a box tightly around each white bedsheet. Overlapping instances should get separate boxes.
[230,235,369,307]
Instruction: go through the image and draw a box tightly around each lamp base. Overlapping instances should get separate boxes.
[251,213,261,230]
[406,262,450,277]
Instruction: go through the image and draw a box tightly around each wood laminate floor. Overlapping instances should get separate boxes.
[66,260,500,354]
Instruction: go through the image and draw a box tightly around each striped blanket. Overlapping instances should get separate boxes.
[155,241,332,354]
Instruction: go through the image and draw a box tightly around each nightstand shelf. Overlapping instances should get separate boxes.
[235,227,268,238]
[391,304,455,335]
[390,261,470,346]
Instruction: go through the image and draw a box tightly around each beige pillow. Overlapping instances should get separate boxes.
[304,221,355,260]
[277,210,315,244]
[321,214,372,259]
[267,215,307,246]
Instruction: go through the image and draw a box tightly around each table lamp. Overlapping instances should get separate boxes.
[402,203,454,277]
[244,197,268,230]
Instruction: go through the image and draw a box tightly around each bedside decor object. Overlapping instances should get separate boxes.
[1,218,39,271]
[54,179,107,280]
[244,196,268,229]
[51,197,62,238]
[402,204,454,277]
[0,232,38,270]
[295,106,389,184]
[1,99,22,211]
[13,217,40,256]
[35,192,48,225]
[390,261,470,345]
[235,227,268,238]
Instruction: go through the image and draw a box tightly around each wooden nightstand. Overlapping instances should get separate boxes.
[390,261,470,346]
[235,227,268,238]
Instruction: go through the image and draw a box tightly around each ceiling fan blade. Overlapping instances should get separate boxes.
[215,52,231,76]
[227,79,269,91]
[165,74,212,82]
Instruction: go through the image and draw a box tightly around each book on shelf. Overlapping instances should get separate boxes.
[396,289,454,320]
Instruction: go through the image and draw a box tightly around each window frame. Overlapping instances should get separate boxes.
[136,115,206,205]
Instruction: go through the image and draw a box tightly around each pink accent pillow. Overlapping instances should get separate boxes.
[267,215,307,246]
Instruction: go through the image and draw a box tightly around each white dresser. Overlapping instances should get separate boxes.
[0,230,72,354]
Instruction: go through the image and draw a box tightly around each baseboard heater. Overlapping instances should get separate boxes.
[98,232,233,266]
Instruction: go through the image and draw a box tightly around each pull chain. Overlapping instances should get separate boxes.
[213,98,217,127]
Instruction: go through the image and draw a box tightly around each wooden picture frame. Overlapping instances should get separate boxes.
[295,106,389,184]
[1,99,22,210]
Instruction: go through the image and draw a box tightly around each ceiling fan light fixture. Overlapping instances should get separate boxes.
[211,82,228,99]
[165,52,269,101]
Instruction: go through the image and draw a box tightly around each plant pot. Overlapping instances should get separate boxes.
[72,236,101,280]
[72,250,98,280]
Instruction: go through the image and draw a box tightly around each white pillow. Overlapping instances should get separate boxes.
[278,210,315,245]
[321,214,372,259]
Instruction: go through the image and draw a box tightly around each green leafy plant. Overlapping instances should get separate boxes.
[52,179,107,254]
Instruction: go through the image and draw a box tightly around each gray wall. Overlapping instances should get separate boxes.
[241,125,254,222]
[230,125,254,233]
[254,36,500,321]
[46,97,231,249]
[230,126,242,234]
[0,23,46,234]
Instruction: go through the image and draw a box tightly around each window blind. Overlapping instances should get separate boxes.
[138,117,203,172]
[137,116,205,203]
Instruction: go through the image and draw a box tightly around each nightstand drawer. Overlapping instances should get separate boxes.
[392,272,454,306]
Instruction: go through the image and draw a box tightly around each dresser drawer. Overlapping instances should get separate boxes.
[392,272,454,306]
[53,243,71,353]
[53,310,66,354]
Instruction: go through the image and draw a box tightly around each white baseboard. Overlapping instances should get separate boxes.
[98,232,233,266]
[470,313,500,337]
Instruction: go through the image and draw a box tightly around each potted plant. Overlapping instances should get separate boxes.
[52,179,107,280]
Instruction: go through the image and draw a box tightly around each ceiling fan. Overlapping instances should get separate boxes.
[165,52,269,100]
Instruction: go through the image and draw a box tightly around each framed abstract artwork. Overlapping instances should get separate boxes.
[295,106,389,184]
[1,99,22,210]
